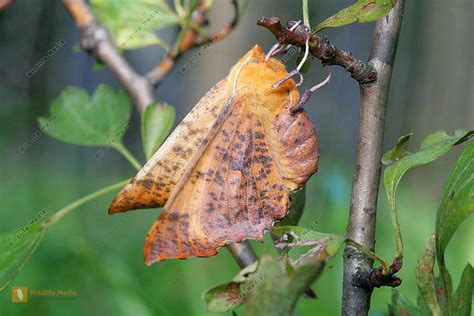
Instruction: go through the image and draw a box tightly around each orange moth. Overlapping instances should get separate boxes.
[109,45,321,265]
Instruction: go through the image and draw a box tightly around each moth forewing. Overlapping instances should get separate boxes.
[108,45,319,264]
[108,79,229,213]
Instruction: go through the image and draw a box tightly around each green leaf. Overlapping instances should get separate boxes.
[202,282,242,313]
[435,140,474,315]
[453,264,473,316]
[436,140,474,257]
[314,0,397,32]
[202,262,258,312]
[417,292,434,316]
[203,235,340,314]
[383,130,473,256]
[416,235,442,316]
[243,253,325,316]
[385,130,473,214]
[141,102,175,160]
[388,290,420,316]
[90,0,179,50]
[271,226,345,257]
[236,0,250,22]
[0,218,47,291]
[435,275,453,314]
[382,133,413,165]
[38,85,132,146]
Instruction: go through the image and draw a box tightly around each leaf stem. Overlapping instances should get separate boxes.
[302,0,310,28]
[345,239,390,274]
[388,200,403,259]
[113,142,141,170]
[44,179,131,228]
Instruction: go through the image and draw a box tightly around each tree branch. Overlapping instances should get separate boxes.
[257,17,377,84]
[62,0,257,270]
[62,0,154,113]
[227,241,258,268]
[342,1,405,315]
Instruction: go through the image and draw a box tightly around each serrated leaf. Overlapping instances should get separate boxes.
[315,0,397,32]
[388,290,420,316]
[90,0,179,50]
[38,85,132,146]
[436,140,474,256]
[141,102,175,159]
[416,235,442,316]
[0,220,47,291]
[384,129,473,233]
[271,226,345,257]
[453,264,473,316]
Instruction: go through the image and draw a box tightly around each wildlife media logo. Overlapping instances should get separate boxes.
[11,286,77,302]
[12,287,28,303]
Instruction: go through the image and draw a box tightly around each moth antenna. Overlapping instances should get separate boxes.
[291,73,332,115]
[232,54,253,93]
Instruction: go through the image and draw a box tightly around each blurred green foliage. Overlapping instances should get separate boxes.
[0,156,471,314]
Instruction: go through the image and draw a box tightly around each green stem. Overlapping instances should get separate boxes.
[173,20,191,55]
[345,239,390,274]
[438,254,453,315]
[113,142,141,171]
[388,201,404,259]
[44,179,131,228]
[302,0,310,28]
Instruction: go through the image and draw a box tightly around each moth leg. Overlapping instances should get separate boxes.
[266,44,292,60]
[273,37,311,88]
[273,68,303,88]
[265,20,302,60]
[291,73,332,115]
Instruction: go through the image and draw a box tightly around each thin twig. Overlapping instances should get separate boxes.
[342,1,405,315]
[62,0,257,270]
[227,241,258,268]
[257,17,377,84]
[146,0,239,87]
[62,0,154,113]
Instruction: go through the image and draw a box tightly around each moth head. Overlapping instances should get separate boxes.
[229,45,296,95]
[229,45,299,111]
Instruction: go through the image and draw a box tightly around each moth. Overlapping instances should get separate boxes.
[109,45,322,265]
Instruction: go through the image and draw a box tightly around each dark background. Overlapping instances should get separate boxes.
[0,0,472,315]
